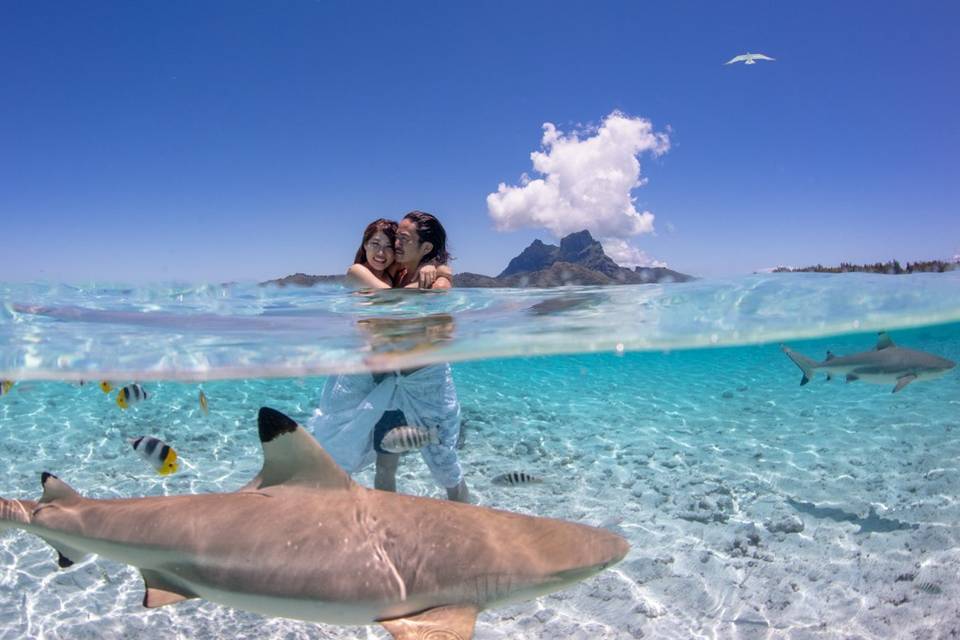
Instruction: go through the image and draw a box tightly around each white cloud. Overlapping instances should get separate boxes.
[601,238,668,268]
[487,111,669,239]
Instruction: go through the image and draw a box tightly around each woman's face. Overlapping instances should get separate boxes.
[364,230,395,272]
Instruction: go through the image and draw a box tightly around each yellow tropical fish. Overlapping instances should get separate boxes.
[116,383,148,409]
[199,390,209,415]
[0,380,14,396]
[129,436,179,475]
[99,381,113,393]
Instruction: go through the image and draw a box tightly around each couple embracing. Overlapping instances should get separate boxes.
[308,211,469,502]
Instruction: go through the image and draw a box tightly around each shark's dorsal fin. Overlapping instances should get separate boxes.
[380,604,479,640]
[876,332,894,350]
[825,351,836,361]
[242,407,354,492]
[140,570,198,608]
[39,472,82,505]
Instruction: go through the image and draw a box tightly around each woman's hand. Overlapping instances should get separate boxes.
[418,265,438,289]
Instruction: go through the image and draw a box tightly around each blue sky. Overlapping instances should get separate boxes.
[2,1,957,283]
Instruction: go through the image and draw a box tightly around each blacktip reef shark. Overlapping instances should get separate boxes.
[781,332,956,393]
[0,407,629,639]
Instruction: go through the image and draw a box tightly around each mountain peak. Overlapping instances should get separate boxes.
[489,229,693,286]
[558,230,597,254]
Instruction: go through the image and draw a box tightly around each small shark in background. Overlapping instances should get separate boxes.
[781,332,956,393]
[0,407,629,639]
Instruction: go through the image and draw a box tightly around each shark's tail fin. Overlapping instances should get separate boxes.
[781,345,818,385]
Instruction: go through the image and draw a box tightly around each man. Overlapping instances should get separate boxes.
[372,211,466,501]
[394,210,453,289]
[311,211,469,502]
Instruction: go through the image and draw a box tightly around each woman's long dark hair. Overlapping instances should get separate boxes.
[403,210,451,265]
[354,218,397,265]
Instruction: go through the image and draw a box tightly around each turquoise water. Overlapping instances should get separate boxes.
[2,275,960,638]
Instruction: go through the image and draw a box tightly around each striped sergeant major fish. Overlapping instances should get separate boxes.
[129,436,179,475]
[0,381,14,396]
[116,384,148,409]
[99,381,114,394]
[379,425,440,453]
[199,390,209,415]
[492,471,543,487]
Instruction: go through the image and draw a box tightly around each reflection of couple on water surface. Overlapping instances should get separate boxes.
[309,211,469,502]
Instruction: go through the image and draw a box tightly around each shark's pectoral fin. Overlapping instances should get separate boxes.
[380,604,479,640]
[243,407,354,492]
[826,374,832,381]
[893,374,917,393]
[846,374,859,383]
[37,536,88,569]
[140,570,198,608]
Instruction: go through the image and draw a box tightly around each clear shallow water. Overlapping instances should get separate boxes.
[1,275,959,639]
[3,273,960,380]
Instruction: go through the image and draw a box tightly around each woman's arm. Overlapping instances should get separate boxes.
[432,265,453,289]
[346,264,391,289]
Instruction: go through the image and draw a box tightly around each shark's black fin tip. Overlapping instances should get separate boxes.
[258,407,298,443]
[41,472,57,485]
[57,552,74,569]
[800,376,809,386]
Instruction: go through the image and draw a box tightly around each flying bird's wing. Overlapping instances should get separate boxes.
[752,53,776,61]
[724,54,748,64]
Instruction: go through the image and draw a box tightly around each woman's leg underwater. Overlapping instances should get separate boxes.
[375,453,400,492]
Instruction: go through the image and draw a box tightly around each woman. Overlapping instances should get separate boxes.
[309,212,469,502]
[345,218,399,288]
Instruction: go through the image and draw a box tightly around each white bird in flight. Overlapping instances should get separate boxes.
[725,52,776,65]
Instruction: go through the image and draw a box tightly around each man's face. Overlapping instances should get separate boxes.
[395,218,430,265]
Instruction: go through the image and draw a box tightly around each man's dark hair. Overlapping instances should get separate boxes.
[403,210,451,265]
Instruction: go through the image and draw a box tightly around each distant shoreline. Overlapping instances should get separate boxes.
[773,260,958,275]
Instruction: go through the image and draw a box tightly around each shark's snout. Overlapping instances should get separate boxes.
[574,527,630,576]
[599,529,631,567]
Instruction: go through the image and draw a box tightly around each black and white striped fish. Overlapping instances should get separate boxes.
[379,425,440,453]
[116,383,148,409]
[0,380,14,396]
[492,471,543,487]
[198,390,209,415]
[129,436,179,475]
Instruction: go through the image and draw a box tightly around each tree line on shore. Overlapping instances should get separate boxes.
[774,259,958,274]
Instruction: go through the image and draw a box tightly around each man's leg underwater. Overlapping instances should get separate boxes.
[446,478,470,503]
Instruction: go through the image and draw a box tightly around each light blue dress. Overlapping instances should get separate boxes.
[308,364,464,489]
